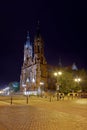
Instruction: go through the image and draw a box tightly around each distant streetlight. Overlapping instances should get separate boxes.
[74,77,82,95]
[54,71,62,76]
[54,71,62,101]
[74,78,81,83]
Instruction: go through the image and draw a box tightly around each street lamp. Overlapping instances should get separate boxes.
[54,71,62,76]
[74,78,81,83]
[74,77,82,97]
[54,71,62,101]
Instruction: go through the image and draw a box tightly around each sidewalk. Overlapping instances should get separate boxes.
[0,98,87,130]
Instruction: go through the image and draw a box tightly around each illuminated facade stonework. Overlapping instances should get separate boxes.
[20,28,48,92]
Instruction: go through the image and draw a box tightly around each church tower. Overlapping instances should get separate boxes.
[24,31,32,63]
[20,31,33,91]
[33,22,48,90]
[20,23,48,92]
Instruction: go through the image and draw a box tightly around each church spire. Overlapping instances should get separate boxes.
[25,31,31,49]
[26,31,30,41]
[58,57,62,67]
[35,20,41,38]
[24,31,33,61]
[72,62,78,71]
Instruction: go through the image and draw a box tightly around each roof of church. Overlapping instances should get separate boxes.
[72,63,78,70]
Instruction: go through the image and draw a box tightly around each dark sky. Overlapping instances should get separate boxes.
[0,0,87,85]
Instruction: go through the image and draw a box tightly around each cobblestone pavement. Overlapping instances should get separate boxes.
[0,98,87,130]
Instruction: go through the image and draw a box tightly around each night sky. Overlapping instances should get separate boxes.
[0,1,87,85]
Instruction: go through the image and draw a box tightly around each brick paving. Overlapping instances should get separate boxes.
[0,97,87,130]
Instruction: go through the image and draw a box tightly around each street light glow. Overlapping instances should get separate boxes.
[78,78,81,82]
[74,77,81,83]
[75,79,78,82]
[58,71,62,75]
[54,72,57,76]
[54,71,62,76]
[54,71,62,101]
[40,82,44,85]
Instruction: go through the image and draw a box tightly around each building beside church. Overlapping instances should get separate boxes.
[20,25,48,92]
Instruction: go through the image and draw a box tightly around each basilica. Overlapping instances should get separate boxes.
[20,26,48,92]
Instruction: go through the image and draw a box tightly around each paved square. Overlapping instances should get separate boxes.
[0,97,87,130]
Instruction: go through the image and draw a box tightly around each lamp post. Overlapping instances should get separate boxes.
[74,77,81,83]
[10,95,13,105]
[74,77,82,98]
[54,71,62,101]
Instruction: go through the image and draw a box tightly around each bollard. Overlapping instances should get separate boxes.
[11,96,12,105]
[26,96,28,104]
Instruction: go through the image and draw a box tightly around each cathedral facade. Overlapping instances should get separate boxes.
[20,27,48,92]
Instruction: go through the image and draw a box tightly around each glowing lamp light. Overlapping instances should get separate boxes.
[74,78,81,83]
[54,72,57,76]
[40,82,44,85]
[58,71,62,75]
[78,78,81,82]
[54,71,62,76]
[75,79,78,82]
